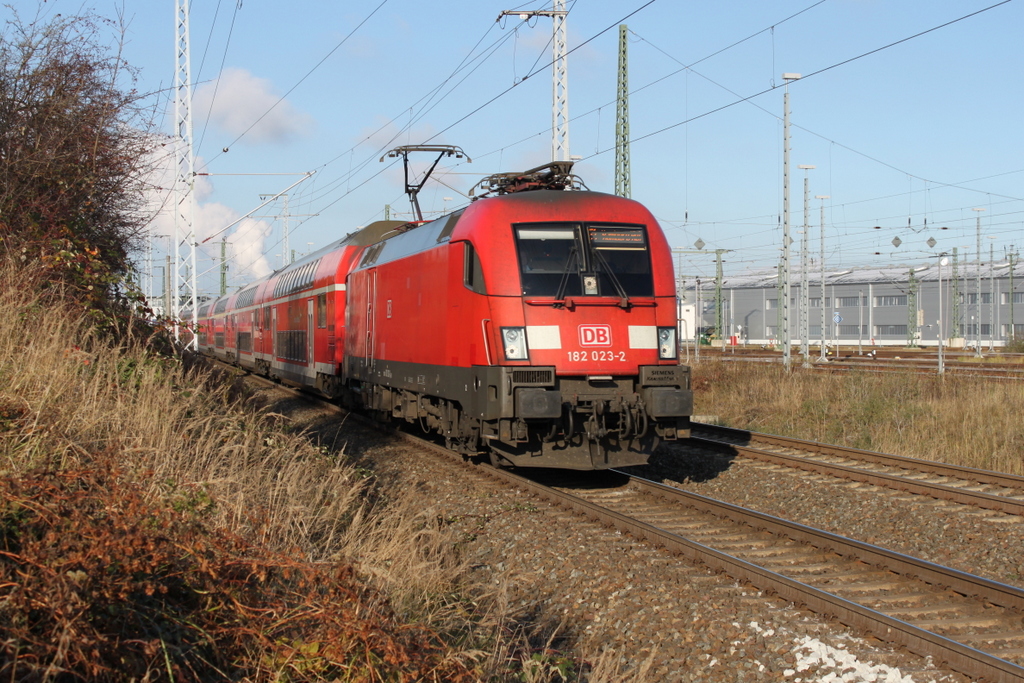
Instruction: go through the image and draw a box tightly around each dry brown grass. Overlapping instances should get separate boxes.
[1,261,635,681]
[692,358,1024,475]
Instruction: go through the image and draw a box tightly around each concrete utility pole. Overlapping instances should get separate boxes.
[990,243,995,351]
[973,208,985,356]
[695,278,702,363]
[165,252,172,318]
[798,165,814,365]
[614,24,630,198]
[220,237,228,296]
[173,0,198,348]
[1011,250,1018,338]
[498,1,570,161]
[780,73,800,371]
[256,193,316,268]
[816,195,829,360]
[674,247,730,347]
[952,248,961,339]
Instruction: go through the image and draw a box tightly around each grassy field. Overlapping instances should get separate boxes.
[690,357,1024,476]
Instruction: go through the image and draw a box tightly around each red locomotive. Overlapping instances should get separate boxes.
[196,160,692,469]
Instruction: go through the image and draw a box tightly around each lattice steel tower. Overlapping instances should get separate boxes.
[614,24,630,198]
[174,0,198,347]
[498,0,569,161]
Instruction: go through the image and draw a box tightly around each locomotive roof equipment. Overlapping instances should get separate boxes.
[470,160,588,198]
[380,145,470,222]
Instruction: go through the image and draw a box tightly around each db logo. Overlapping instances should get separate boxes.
[579,324,612,347]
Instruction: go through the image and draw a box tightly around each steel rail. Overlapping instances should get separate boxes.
[511,468,1024,682]
[691,424,1024,516]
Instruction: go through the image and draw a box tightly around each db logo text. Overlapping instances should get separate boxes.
[578,324,612,347]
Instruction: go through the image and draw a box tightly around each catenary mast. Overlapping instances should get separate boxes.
[173,0,198,348]
[498,1,570,162]
[614,24,630,198]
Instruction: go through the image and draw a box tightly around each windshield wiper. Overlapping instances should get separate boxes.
[553,245,578,305]
[592,249,630,308]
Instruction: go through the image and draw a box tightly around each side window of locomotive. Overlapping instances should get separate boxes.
[462,242,487,294]
[587,225,654,297]
[514,224,581,297]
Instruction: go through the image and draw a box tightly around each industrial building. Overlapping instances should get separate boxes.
[679,257,1024,349]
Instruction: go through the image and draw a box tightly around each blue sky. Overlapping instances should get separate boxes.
[8,0,1022,292]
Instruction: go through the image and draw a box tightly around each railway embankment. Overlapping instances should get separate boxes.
[0,263,567,682]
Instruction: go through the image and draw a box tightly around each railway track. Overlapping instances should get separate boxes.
[688,423,1024,517]
[506,467,1024,683]
[703,347,1024,379]
[233,364,1024,681]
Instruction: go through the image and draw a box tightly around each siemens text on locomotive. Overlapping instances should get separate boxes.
[191,161,692,469]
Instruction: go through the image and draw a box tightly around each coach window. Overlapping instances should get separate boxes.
[462,242,487,294]
[317,293,327,328]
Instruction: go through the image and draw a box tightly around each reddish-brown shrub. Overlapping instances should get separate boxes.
[0,455,474,682]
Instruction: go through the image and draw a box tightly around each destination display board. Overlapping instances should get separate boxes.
[589,226,647,249]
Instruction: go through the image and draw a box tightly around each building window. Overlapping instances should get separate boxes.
[809,297,831,308]
[965,293,993,305]
[1001,292,1024,305]
[874,324,907,336]
[838,325,867,335]
[874,295,907,307]
[766,299,778,310]
[836,296,866,307]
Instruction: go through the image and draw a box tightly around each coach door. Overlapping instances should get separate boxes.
[271,307,277,359]
[366,270,377,372]
[307,298,315,372]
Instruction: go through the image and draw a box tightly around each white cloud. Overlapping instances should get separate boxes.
[194,67,314,144]
[141,143,274,290]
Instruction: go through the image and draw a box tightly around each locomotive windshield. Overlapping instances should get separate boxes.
[515,223,654,298]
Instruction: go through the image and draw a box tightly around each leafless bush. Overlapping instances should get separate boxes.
[0,6,158,304]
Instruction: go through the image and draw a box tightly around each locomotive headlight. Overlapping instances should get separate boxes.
[502,327,529,361]
[658,326,677,360]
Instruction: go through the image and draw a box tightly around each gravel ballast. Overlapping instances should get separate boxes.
[254,387,993,682]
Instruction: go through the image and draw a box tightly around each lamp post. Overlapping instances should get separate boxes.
[973,208,985,357]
